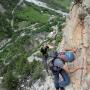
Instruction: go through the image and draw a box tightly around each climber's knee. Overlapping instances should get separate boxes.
[59,79,70,87]
[64,78,70,86]
[59,69,70,87]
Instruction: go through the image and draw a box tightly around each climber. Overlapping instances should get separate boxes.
[48,48,84,90]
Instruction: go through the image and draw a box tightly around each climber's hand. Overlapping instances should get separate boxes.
[72,48,77,53]
[78,66,84,70]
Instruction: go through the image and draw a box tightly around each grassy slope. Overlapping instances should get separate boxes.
[16,6,49,25]
[53,0,71,9]
[40,0,72,12]
[0,0,20,40]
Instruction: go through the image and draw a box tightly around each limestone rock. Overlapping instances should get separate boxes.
[59,0,90,90]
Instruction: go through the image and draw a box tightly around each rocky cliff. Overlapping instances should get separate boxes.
[59,0,90,90]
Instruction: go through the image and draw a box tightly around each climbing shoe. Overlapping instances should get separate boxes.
[60,87,65,90]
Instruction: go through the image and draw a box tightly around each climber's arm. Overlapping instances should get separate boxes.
[64,48,77,53]
[69,66,83,73]
[63,65,83,73]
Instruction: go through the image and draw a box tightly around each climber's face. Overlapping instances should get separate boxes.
[60,55,67,62]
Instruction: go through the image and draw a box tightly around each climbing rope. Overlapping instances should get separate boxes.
[79,6,85,88]
[67,62,75,90]
[79,46,86,90]
[80,56,84,90]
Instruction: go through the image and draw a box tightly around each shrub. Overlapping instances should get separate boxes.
[2,70,19,90]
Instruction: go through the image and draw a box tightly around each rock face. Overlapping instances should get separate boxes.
[59,0,90,90]
[30,76,55,90]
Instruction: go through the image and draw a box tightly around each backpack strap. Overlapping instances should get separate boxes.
[49,57,62,73]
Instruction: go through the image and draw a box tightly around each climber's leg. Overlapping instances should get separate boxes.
[56,89,59,90]
[53,73,60,90]
[59,69,70,87]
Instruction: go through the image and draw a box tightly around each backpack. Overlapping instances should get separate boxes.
[65,51,75,62]
[49,57,64,74]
